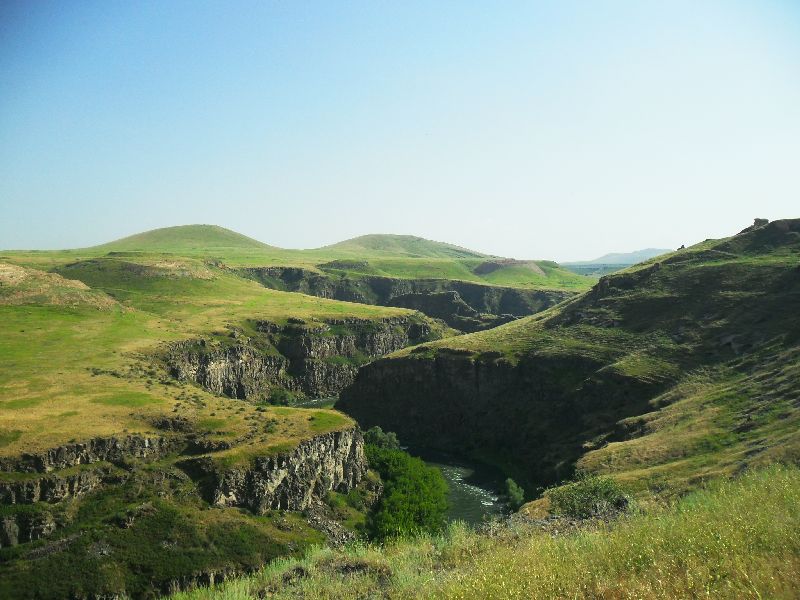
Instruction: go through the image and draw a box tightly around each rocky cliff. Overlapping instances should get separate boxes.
[0,511,57,548]
[0,434,178,473]
[0,424,368,552]
[167,316,435,401]
[181,427,367,513]
[237,267,574,331]
[337,352,652,488]
[0,464,121,504]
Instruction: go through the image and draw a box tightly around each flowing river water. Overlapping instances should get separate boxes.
[412,449,508,525]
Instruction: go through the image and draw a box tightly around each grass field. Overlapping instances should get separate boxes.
[171,464,800,599]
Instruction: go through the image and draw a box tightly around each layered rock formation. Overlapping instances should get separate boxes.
[167,316,434,400]
[182,427,367,513]
[0,425,368,552]
[0,435,177,473]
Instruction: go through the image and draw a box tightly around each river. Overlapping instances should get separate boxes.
[414,449,508,526]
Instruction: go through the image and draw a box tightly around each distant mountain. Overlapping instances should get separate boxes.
[320,234,488,259]
[93,224,275,253]
[565,248,672,266]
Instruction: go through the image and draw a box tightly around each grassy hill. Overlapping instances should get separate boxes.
[339,218,800,497]
[0,252,427,456]
[2,226,593,337]
[0,248,440,597]
[321,234,489,259]
[94,224,275,253]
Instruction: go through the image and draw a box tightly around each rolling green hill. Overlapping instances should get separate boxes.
[321,234,489,259]
[3,225,591,291]
[95,224,276,253]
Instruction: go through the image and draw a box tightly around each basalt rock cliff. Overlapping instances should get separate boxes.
[181,428,366,513]
[167,316,436,401]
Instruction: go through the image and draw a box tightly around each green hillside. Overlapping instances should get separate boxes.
[0,252,439,597]
[94,224,275,253]
[321,234,489,259]
[339,218,800,497]
[2,226,593,336]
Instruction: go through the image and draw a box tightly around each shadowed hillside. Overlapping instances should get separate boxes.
[339,218,800,494]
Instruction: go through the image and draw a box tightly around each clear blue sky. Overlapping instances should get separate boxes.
[1,1,799,260]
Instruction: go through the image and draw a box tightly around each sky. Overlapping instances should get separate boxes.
[1,1,799,261]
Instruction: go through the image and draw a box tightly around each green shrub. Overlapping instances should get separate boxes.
[365,445,448,539]
[363,426,400,450]
[267,388,297,406]
[546,474,629,518]
[505,478,525,510]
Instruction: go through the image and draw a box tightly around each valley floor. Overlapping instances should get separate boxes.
[172,464,800,599]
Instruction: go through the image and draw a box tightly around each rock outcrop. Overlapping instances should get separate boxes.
[0,465,119,504]
[0,425,368,553]
[167,316,434,401]
[0,435,178,473]
[338,353,643,489]
[182,427,367,513]
[0,511,57,548]
[388,291,518,332]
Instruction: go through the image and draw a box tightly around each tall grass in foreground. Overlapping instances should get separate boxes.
[172,465,800,599]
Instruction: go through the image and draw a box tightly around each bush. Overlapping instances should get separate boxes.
[365,445,448,539]
[363,426,400,450]
[505,478,525,510]
[267,388,297,406]
[546,475,629,519]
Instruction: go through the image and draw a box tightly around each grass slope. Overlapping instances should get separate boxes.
[320,234,488,259]
[0,258,402,459]
[95,224,275,253]
[172,464,800,599]
[0,253,392,597]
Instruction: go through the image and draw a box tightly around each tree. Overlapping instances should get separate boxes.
[364,426,400,450]
[505,478,525,510]
[365,445,448,539]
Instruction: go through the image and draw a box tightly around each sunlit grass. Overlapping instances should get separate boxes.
[172,465,800,600]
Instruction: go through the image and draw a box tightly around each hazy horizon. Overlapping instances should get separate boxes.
[2,1,799,261]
